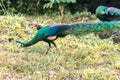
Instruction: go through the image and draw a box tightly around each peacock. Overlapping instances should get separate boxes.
[16,21,120,54]
[16,24,71,54]
[95,5,120,43]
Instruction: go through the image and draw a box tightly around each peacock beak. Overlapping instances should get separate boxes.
[20,43,24,47]
[16,40,24,47]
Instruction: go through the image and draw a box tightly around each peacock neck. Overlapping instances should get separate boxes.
[23,36,40,47]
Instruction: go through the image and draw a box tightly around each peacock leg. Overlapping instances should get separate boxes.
[51,41,58,50]
[45,42,51,54]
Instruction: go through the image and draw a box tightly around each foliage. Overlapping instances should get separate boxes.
[0,0,85,16]
[43,0,77,8]
[49,0,76,3]
[0,12,120,79]
[44,0,76,23]
[0,0,47,15]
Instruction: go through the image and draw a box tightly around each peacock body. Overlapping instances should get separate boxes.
[96,6,120,21]
[96,5,120,42]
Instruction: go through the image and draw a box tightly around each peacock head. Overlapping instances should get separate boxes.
[16,40,24,47]
[96,6,108,15]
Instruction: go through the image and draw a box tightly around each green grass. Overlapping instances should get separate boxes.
[0,12,120,80]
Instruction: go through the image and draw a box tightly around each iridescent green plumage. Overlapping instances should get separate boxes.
[70,21,120,35]
[16,21,120,54]
[96,6,120,21]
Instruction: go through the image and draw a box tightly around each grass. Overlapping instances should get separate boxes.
[0,12,120,80]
